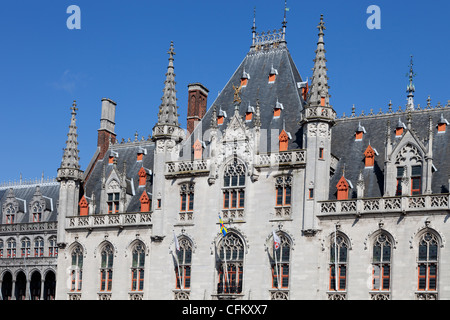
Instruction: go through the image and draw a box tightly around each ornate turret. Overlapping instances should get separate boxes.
[302,15,336,124]
[152,41,184,142]
[56,101,84,247]
[57,101,84,181]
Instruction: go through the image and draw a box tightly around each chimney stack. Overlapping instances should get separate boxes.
[187,83,209,135]
[97,98,117,159]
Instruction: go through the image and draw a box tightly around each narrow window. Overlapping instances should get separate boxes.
[131,243,145,291]
[275,176,292,207]
[396,167,404,196]
[100,244,114,292]
[330,234,349,291]
[372,234,392,291]
[309,188,314,199]
[107,193,120,214]
[417,232,439,291]
[411,165,422,195]
[71,246,83,292]
[34,237,44,257]
[319,148,324,160]
[175,237,193,290]
[272,233,291,289]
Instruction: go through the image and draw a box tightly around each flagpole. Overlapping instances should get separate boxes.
[173,231,183,290]
[218,214,231,293]
[334,223,338,291]
[274,244,280,289]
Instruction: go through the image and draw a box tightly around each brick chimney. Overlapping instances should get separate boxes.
[187,83,209,135]
[97,98,117,159]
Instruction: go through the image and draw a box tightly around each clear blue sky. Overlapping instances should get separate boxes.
[0,0,449,183]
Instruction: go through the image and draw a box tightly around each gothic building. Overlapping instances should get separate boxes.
[1,12,450,300]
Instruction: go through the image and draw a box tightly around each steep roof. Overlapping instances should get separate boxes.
[183,43,306,157]
[330,107,450,199]
[83,141,155,214]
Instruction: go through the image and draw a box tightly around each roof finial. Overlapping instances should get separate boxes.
[282,0,288,41]
[251,7,257,47]
[406,55,416,111]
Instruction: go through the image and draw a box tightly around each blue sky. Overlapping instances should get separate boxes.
[0,0,449,183]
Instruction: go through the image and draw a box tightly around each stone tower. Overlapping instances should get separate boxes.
[301,15,336,233]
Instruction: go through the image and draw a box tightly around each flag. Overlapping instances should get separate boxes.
[219,215,227,236]
[273,230,281,250]
[173,231,180,252]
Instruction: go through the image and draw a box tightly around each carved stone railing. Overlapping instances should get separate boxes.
[318,194,450,216]
[67,212,152,230]
[0,221,58,234]
[256,150,306,168]
[221,209,245,222]
[165,160,209,176]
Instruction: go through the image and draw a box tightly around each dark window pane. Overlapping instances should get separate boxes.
[418,244,428,261]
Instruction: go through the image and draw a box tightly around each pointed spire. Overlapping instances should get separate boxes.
[282,0,288,41]
[308,14,330,109]
[60,100,81,170]
[157,41,179,126]
[251,6,257,47]
[406,55,416,110]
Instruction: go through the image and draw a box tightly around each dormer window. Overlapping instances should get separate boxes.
[137,147,147,161]
[32,203,42,222]
[336,175,351,201]
[438,114,449,133]
[274,99,283,118]
[140,191,151,212]
[245,104,254,122]
[79,196,89,216]
[5,204,15,224]
[279,129,291,152]
[217,109,227,125]
[364,144,378,168]
[355,122,366,141]
[396,119,406,137]
[138,167,147,187]
[269,65,278,83]
[109,156,114,164]
[241,70,250,87]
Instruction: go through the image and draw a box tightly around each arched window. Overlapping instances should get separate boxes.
[131,242,145,292]
[329,233,349,291]
[417,232,439,292]
[222,159,246,213]
[32,202,43,222]
[175,237,192,290]
[71,245,83,292]
[271,232,291,290]
[6,238,16,258]
[21,237,31,257]
[372,233,392,291]
[5,204,15,224]
[217,233,244,295]
[34,237,44,257]
[48,236,58,257]
[100,244,114,292]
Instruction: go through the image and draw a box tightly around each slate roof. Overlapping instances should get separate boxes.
[183,44,306,157]
[0,184,60,223]
[83,141,155,214]
[330,108,450,200]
